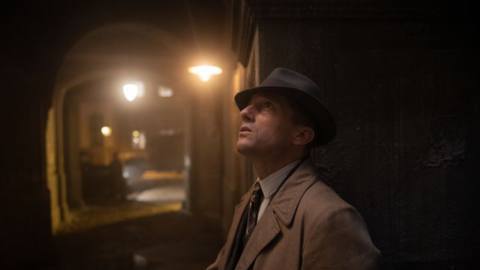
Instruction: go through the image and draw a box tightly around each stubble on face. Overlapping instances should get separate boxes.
[236,93,295,159]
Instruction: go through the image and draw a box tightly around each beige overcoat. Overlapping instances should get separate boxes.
[207,160,380,270]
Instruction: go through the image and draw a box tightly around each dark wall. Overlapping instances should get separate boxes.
[254,12,477,270]
[1,33,55,268]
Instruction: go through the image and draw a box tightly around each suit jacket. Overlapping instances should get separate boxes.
[207,160,380,270]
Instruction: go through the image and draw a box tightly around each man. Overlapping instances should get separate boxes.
[207,68,380,270]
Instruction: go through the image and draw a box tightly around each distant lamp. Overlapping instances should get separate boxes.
[101,126,112,137]
[131,130,146,149]
[158,86,173,97]
[188,65,222,82]
[123,82,144,102]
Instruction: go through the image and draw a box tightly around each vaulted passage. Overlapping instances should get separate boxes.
[41,6,227,268]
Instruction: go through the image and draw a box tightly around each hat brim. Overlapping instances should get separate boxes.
[234,86,336,145]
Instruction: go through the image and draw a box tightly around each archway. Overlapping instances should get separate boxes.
[46,23,194,233]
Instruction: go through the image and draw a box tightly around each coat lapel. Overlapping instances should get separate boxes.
[235,207,281,270]
[218,188,252,269]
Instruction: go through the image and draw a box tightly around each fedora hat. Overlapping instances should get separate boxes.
[234,67,336,145]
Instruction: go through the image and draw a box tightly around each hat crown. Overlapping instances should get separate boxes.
[260,68,322,100]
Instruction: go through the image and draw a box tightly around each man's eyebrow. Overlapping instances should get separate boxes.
[256,95,275,102]
[256,98,275,105]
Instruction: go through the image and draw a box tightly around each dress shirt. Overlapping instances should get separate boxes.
[256,160,301,222]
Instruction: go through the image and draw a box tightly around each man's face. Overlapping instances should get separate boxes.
[236,92,296,157]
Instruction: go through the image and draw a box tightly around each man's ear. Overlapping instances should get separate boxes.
[292,126,315,146]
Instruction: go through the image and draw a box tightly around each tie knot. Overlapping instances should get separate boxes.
[251,182,263,203]
[252,182,263,198]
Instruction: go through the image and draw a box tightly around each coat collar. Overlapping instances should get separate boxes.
[268,159,318,227]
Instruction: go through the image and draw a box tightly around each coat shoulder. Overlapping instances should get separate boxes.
[295,178,371,235]
[299,179,353,218]
[297,182,381,270]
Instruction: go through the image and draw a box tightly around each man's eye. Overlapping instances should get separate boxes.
[262,102,273,109]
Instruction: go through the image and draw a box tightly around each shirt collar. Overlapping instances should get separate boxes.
[256,160,301,199]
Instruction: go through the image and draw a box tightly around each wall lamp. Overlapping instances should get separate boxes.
[188,65,222,82]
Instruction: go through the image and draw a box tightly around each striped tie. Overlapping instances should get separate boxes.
[243,182,264,245]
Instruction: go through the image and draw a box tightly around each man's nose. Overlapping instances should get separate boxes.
[240,104,254,122]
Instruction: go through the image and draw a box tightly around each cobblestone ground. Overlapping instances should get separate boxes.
[53,205,223,270]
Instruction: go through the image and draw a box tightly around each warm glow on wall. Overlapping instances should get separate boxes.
[158,86,173,97]
[101,126,112,137]
[188,65,222,82]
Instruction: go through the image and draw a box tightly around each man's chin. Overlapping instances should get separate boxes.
[236,141,253,156]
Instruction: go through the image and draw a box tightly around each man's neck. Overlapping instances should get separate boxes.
[253,155,303,180]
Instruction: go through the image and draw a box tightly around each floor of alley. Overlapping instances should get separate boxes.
[53,206,223,270]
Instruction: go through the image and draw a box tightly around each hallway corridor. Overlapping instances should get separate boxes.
[53,211,223,270]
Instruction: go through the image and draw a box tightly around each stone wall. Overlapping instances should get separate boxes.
[227,0,478,267]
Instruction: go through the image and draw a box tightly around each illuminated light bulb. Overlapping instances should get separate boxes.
[101,126,112,137]
[123,82,144,102]
[123,84,138,102]
[199,74,211,82]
